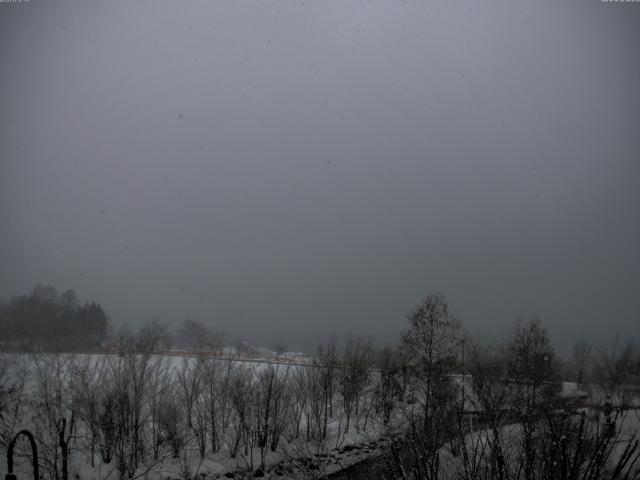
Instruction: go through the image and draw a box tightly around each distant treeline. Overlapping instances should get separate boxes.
[0,284,108,351]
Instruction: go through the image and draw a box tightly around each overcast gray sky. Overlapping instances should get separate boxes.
[1,0,639,352]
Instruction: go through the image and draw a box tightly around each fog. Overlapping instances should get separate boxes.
[1,0,638,352]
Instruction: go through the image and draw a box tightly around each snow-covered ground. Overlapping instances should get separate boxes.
[0,352,395,480]
[3,352,639,480]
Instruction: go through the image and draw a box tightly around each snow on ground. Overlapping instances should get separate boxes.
[0,352,391,480]
[3,353,639,480]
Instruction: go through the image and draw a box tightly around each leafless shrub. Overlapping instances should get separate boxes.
[338,336,373,434]
[0,354,29,450]
[30,354,77,480]
[390,293,461,480]
[594,337,640,409]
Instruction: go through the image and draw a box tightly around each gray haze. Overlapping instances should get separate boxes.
[1,0,639,352]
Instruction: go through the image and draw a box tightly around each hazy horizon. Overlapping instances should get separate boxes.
[2,0,639,354]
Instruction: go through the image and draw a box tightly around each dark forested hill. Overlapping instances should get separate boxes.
[0,284,108,351]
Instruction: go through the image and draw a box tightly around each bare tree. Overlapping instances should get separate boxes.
[465,339,515,479]
[199,356,223,453]
[227,364,253,459]
[73,355,109,467]
[572,339,592,390]
[390,293,462,480]
[105,319,170,480]
[372,347,403,427]
[506,316,559,480]
[0,354,29,450]
[304,362,327,443]
[594,337,639,409]
[176,357,201,432]
[31,354,77,480]
[157,398,183,459]
[177,319,224,354]
[289,366,308,440]
[175,356,208,461]
[146,354,174,461]
[338,336,372,434]
[316,337,339,421]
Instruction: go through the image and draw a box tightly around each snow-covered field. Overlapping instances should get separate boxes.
[0,352,397,480]
[2,353,639,480]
